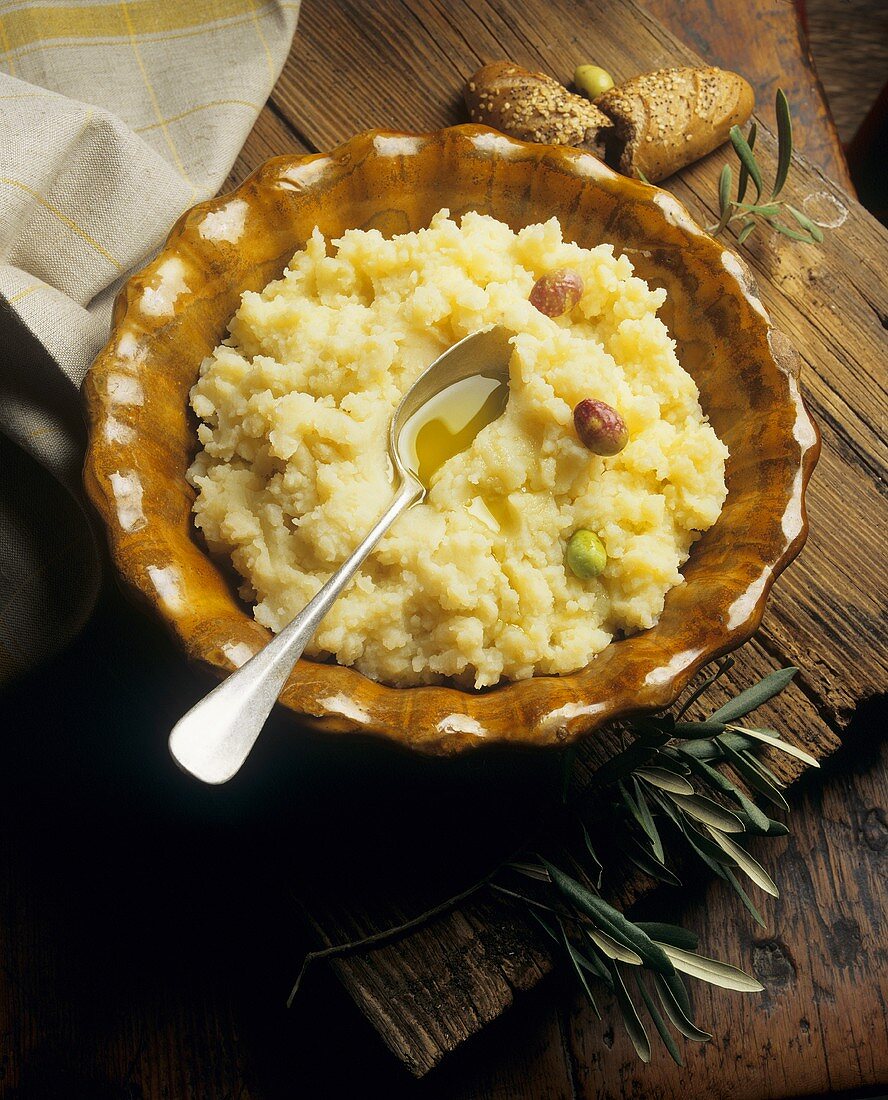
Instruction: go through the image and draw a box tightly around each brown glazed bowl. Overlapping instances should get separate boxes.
[83,126,819,756]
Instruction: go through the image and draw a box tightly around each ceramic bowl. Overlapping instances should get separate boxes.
[83,125,819,756]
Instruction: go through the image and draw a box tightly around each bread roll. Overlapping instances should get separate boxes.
[595,66,754,181]
[465,61,612,154]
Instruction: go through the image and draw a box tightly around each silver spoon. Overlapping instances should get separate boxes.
[169,325,514,784]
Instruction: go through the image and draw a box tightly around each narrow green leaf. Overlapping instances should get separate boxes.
[646,752,691,777]
[709,667,797,723]
[736,202,784,216]
[735,121,758,203]
[579,822,604,889]
[675,657,735,718]
[719,740,790,812]
[610,963,652,1063]
[714,163,734,235]
[490,883,557,913]
[624,839,683,887]
[785,204,824,242]
[636,923,699,951]
[541,860,675,975]
[660,969,692,1018]
[678,821,739,865]
[558,918,601,1017]
[772,88,793,198]
[588,927,644,965]
[637,168,652,185]
[618,780,654,852]
[737,219,757,245]
[673,720,728,737]
[771,218,819,243]
[578,941,615,987]
[660,945,764,992]
[506,861,551,882]
[670,793,745,833]
[589,742,656,790]
[679,750,771,832]
[723,867,767,928]
[632,777,666,863]
[527,907,561,944]
[653,973,713,1042]
[680,731,753,761]
[636,767,695,796]
[627,716,674,745]
[705,827,780,896]
[636,973,684,1065]
[738,748,786,787]
[719,163,732,214]
[727,725,820,768]
[645,790,732,879]
[730,124,763,200]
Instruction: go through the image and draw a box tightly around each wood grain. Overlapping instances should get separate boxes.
[646,0,854,192]
[237,0,887,1074]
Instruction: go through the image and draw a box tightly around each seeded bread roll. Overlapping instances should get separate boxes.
[465,61,613,154]
[595,66,754,181]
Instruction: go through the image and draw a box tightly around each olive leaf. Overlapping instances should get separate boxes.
[658,945,764,992]
[542,860,675,976]
[730,124,762,200]
[636,973,684,1066]
[635,767,695,796]
[708,667,798,723]
[588,927,644,965]
[726,725,820,767]
[737,219,757,244]
[559,918,601,1017]
[675,656,735,718]
[735,121,758,203]
[635,923,699,951]
[610,962,652,1062]
[785,204,824,242]
[723,866,767,929]
[668,792,745,833]
[705,827,779,897]
[773,88,793,198]
[703,92,822,249]
[653,973,713,1042]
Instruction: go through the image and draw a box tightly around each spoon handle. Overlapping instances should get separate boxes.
[169,478,422,784]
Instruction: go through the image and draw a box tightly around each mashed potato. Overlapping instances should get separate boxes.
[188,210,728,687]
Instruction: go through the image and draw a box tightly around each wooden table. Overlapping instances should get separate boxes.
[1,2,885,1098]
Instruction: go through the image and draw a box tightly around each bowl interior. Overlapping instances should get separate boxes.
[84,128,817,754]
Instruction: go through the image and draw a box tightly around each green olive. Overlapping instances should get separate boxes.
[566,529,607,580]
[573,64,615,101]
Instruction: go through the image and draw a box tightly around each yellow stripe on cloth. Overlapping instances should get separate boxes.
[133,97,260,133]
[118,0,196,200]
[6,284,41,304]
[0,14,16,74]
[0,177,123,271]
[0,0,278,50]
[0,3,301,65]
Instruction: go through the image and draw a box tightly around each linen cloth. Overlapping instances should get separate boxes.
[0,0,300,684]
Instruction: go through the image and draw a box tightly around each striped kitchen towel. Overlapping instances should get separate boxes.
[0,0,300,684]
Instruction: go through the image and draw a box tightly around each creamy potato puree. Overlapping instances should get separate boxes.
[188,211,728,687]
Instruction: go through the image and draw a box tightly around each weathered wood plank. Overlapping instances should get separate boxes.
[229,0,885,1076]
[431,730,888,1099]
[646,0,854,191]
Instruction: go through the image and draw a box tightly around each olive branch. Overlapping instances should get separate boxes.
[288,657,816,1066]
[709,89,825,245]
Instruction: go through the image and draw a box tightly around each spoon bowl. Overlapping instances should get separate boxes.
[168,325,513,784]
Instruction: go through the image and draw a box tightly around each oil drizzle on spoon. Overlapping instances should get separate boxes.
[401,373,509,490]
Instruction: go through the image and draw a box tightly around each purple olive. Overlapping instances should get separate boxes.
[573,398,629,456]
[529,269,584,317]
